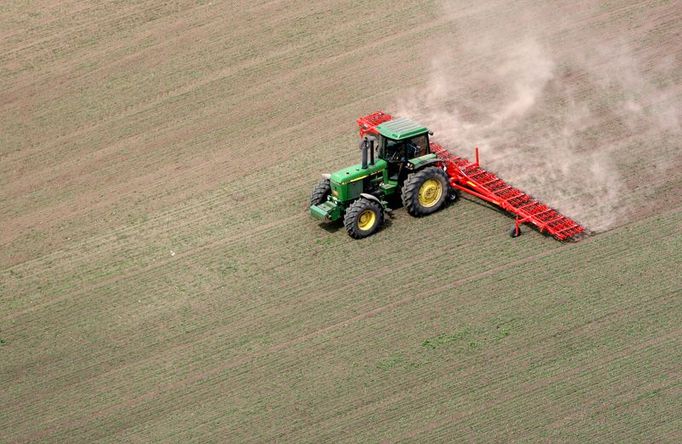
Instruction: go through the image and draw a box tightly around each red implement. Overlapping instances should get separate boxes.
[358,111,586,241]
[430,143,585,240]
[357,111,392,137]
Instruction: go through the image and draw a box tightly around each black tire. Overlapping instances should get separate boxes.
[343,198,384,239]
[401,166,449,216]
[510,225,522,238]
[310,178,331,206]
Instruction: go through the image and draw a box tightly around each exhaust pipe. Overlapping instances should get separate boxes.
[361,137,368,169]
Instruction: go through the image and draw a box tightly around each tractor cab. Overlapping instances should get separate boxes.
[375,117,434,183]
[380,135,430,182]
[381,134,430,162]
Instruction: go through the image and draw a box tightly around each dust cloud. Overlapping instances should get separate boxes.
[395,1,681,231]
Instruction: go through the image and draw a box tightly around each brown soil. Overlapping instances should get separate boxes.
[1,0,680,441]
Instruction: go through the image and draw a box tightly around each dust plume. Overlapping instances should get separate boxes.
[395,0,681,231]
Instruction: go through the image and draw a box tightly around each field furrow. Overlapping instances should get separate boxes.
[1,0,680,441]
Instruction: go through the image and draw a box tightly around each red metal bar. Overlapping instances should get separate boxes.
[450,183,500,206]
[357,111,392,137]
[533,209,554,218]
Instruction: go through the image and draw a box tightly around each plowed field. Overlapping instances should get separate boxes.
[2,0,680,441]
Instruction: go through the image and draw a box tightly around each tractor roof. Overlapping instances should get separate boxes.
[376,117,428,140]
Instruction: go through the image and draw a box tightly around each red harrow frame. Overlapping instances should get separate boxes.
[358,111,585,241]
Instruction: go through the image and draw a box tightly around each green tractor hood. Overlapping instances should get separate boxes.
[330,159,387,185]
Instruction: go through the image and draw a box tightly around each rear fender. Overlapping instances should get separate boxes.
[408,153,441,171]
[409,158,442,171]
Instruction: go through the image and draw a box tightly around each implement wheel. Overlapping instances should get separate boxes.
[344,198,383,239]
[309,178,331,206]
[401,166,449,216]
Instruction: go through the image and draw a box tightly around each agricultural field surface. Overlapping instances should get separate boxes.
[1,0,681,442]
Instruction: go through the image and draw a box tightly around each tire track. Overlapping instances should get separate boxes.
[2,230,620,439]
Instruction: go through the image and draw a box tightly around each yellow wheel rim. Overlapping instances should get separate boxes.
[418,178,443,207]
[357,209,377,231]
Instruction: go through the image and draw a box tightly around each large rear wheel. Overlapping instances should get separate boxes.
[401,166,449,216]
[343,198,384,239]
[310,178,331,206]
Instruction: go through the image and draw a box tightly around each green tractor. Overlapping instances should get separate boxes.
[309,116,454,238]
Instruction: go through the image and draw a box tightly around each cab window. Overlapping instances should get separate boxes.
[382,137,402,161]
[408,135,429,158]
[381,134,429,161]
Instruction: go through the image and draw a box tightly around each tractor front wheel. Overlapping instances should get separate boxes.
[343,198,384,239]
[402,166,449,216]
[310,178,331,206]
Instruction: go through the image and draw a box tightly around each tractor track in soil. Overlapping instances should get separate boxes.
[295,325,679,442]
[5,210,679,439]
[15,258,681,441]
[0,16,450,262]
[2,211,553,387]
[2,0,681,441]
